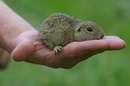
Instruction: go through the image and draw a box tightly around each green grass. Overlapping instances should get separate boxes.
[0,0,130,86]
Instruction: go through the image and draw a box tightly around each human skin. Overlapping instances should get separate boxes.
[0,1,126,69]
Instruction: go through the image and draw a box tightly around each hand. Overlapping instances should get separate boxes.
[11,30,126,69]
[0,1,126,69]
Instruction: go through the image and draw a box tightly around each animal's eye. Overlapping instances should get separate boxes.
[86,27,93,32]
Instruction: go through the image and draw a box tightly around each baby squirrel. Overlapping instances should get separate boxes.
[38,13,104,54]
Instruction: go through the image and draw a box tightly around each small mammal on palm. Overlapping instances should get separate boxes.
[38,13,104,54]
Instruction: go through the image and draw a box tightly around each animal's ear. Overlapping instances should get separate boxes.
[76,25,82,32]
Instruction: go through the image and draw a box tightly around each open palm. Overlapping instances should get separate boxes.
[11,30,125,68]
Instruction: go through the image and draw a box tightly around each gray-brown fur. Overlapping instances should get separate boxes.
[38,13,104,53]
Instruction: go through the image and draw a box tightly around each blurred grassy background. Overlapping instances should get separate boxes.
[0,0,129,86]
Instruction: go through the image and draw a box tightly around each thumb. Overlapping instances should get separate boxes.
[11,39,34,61]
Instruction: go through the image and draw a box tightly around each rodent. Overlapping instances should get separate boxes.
[38,13,104,54]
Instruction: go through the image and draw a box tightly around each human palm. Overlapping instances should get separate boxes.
[9,30,125,68]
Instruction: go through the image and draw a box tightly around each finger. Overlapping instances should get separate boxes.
[11,39,34,61]
[103,36,126,50]
[64,36,125,55]
[73,49,105,64]
[61,36,125,68]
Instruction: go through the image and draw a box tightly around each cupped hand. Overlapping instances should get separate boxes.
[11,30,126,68]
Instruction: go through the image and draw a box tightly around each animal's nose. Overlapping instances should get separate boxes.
[100,34,104,39]
[97,33,104,39]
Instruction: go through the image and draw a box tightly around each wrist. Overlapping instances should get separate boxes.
[2,29,38,53]
[0,1,37,52]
